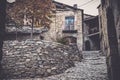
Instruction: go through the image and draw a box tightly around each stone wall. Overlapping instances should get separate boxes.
[98,4,109,55]
[1,39,82,79]
[5,33,40,41]
[98,0,120,80]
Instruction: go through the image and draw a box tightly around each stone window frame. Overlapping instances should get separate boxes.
[64,16,75,30]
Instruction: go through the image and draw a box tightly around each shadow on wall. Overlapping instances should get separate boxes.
[85,40,91,51]
[4,33,40,41]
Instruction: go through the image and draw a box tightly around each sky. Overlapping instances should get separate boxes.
[55,0,101,16]
[7,0,15,3]
[7,0,101,16]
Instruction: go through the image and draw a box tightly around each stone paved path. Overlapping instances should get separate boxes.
[11,51,108,80]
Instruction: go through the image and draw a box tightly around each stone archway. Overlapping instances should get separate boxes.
[85,40,91,51]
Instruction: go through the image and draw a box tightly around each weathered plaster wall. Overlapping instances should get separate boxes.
[98,0,120,79]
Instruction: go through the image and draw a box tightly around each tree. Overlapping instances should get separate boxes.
[7,0,55,38]
[0,0,6,62]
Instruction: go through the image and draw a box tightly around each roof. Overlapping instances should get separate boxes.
[84,14,95,17]
[53,1,83,11]
[84,14,95,19]
[84,16,98,22]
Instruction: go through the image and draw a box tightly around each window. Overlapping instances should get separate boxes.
[65,16,74,30]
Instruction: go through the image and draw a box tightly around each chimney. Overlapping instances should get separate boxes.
[73,4,77,9]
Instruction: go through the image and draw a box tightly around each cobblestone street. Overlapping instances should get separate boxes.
[11,51,108,80]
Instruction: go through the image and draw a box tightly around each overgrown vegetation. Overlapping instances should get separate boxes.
[56,37,68,45]
[7,0,55,28]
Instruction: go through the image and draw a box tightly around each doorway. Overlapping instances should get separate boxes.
[85,40,91,51]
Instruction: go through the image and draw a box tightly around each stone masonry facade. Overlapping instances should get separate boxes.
[22,1,84,51]
[44,9,83,51]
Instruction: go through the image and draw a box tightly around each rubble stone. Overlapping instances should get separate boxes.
[1,39,82,79]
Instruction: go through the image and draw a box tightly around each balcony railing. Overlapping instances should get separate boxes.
[62,30,77,33]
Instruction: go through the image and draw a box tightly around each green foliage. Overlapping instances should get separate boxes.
[56,37,68,45]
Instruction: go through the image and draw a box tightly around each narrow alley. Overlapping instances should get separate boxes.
[0,0,119,80]
[11,51,108,80]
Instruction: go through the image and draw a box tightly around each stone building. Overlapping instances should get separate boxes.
[43,1,83,51]
[83,14,100,51]
[98,0,120,80]
[7,1,84,51]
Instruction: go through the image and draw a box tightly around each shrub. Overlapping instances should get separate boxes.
[56,37,68,45]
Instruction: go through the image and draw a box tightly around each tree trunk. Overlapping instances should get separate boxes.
[0,0,6,62]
